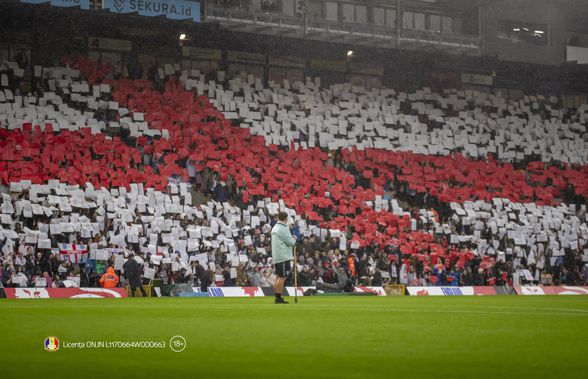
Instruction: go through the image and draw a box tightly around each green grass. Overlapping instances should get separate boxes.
[1,296,587,379]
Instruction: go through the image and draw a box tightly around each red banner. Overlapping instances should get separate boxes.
[473,286,499,295]
[514,286,588,295]
[3,288,128,299]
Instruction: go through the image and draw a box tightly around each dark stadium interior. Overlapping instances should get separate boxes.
[2,0,588,94]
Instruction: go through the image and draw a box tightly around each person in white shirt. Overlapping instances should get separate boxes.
[14,253,25,267]
[11,266,28,287]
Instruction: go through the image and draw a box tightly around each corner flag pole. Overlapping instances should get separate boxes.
[293,244,298,304]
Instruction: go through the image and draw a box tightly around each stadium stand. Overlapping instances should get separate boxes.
[1,53,588,291]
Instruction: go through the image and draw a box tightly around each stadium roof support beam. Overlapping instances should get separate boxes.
[397,0,402,49]
[205,3,481,56]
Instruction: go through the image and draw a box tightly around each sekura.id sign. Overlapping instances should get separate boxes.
[102,0,200,22]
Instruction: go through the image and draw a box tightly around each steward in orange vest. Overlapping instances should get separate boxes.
[99,267,119,288]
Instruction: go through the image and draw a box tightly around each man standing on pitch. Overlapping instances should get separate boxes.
[123,253,147,297]
[271,212,296,304]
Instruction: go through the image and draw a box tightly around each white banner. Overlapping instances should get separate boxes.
[461,73,493,86]
[188,286,386,297]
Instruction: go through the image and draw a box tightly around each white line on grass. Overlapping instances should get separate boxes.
[466,306,588,314]
[4,303,587,317]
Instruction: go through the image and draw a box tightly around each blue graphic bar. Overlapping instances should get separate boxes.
[20,0,91,10]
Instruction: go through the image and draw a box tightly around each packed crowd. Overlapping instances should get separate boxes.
[1,55,588,292]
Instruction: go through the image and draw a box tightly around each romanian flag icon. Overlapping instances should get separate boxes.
[44,337,59,352]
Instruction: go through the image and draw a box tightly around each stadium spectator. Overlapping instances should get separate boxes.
[298,265,313,286]
[316,260,353,293]
[175,267,193,285]
[213,181,229,203]
[10,266,29,287]
[42,271,53,288]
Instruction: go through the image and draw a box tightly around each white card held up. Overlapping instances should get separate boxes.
[143,267,156,279]
[114,255,124,270]
[95,249,109,261]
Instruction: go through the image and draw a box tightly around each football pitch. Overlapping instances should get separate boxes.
[1,296,587,379]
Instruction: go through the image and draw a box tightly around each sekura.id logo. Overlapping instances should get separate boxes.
[122,0,193,17]
[113,0,125,13]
